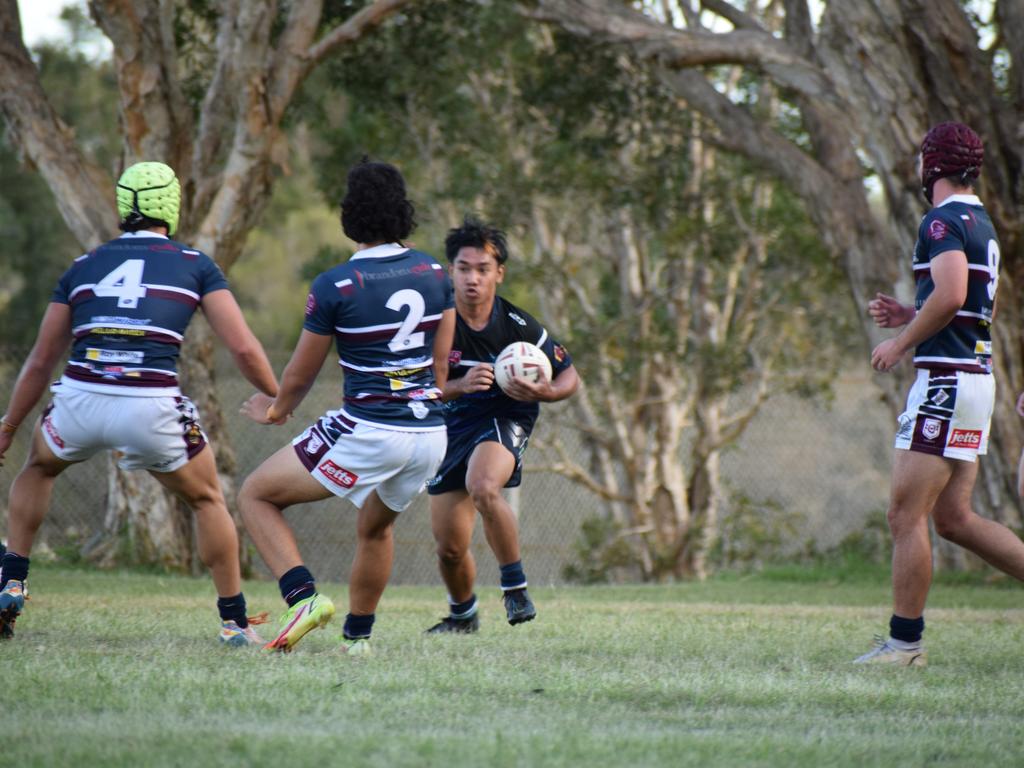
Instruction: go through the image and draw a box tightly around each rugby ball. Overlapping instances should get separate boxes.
[494,342,553,392]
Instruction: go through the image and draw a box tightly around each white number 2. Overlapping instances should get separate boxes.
[94,259,147,308]
[986,239,1000,301]
[386,289,426,352]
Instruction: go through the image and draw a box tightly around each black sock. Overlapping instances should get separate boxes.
[217,593,249,628]
[343,612,374,640]
[0,552,30,588]
[499,560,527,592]
[278,565,316,607]
[890,614,924,644]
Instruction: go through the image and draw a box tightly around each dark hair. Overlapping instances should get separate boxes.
[118,212,169,233]
[339,159,415,244]
[444,215,509,264]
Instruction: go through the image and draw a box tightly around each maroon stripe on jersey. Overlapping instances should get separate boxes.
[145,288,199,308]
[914,362,990,374]
[917,268,991,284]
[950,315,988,327]
[344,394,423,405]
[69,289,96,305]
[63,365,179,388]
[335,318,441,342]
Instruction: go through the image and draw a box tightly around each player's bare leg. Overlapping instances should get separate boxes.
[427,490,480,633]
[1,424,73,638]
[238,445,335,651]
[349,491,399,615]
[933,460,1024,579]
[466,441,535,625]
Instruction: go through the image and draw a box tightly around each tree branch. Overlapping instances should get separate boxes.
[307,0,414,68]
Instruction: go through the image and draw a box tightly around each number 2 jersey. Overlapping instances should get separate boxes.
[912,194,1000,374]
[51,232,228,396]
[303,243,454,431]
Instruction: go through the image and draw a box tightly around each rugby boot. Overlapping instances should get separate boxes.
[340,636,373,656]
[0,580,26,640]
[503,587,536,626]
[425,613,480,634]
[853,635,927,667]
[219,612,269,647]
[264,593,335,652]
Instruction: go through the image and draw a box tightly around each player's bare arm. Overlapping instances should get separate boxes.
[201,288,278,397]
[871,250,967,372]
[241,330,333,424]
[0,303,72,465]
[501,364,580,403]
[868,292,916,328]
[432,308,456,391]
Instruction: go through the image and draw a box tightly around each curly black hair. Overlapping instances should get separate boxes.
[340,160,416,244]
[444,215,509,264]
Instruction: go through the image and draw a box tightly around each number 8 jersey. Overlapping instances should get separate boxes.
[912,194,1000,374]
[51,231,229,396]
[303,243,454,431]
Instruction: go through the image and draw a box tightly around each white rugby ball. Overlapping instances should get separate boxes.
[494,342,553,392]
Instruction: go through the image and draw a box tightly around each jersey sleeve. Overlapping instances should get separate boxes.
[198,253,230,295]
[302,272,338,335]
[520,307,573,375]
[922,210,968,261]
[50,261,79,304]
[441,272,455,311]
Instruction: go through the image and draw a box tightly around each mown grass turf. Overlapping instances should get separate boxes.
[5,566,1024,767]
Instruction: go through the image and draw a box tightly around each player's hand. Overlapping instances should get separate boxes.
[458,364,495,395]
[240,393,289,425]
[1016,391,1024,418]
[871,338,906,372]
[0,431,12,467]
[502,370,553,402]
[868,293,915,328]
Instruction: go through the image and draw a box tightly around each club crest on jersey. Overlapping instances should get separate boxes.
[508,312,527,326]
[928,219,948,241]
[408,401,430,419]
[448,350,463,365]
[318,460,357,488]
[305,292,317,317]
[553,344,566,363]
[922,418,942,441]
[948,429,982,450]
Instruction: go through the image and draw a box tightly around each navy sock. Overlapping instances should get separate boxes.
[499,560,527,592]
[449,594,478,619]
[217,593,249,629]
[0,552,30,588]
[278,565,316,607]
[343,612,374,640]
[890,614,924,644]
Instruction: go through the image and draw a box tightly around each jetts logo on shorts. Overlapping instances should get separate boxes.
[43,414,65,449]
[921,418,942,441]
[947,429,982,450]
[318,460,358,488]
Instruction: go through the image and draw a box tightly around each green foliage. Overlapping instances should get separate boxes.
[561,515,639,583]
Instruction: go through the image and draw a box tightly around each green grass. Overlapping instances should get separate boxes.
[6,567,1024,767]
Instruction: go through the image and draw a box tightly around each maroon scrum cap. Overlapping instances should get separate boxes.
[920,122,984,203]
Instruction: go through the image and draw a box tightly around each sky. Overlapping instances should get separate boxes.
[17,0,80,46]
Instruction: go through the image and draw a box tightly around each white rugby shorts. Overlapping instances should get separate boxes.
[292,410,447,511]
[894,369,994,462]
[39,384,207,472]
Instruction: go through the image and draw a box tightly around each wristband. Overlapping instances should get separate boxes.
[0,417,18,435]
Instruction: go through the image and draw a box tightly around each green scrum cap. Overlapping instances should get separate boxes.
[116,161,181,235]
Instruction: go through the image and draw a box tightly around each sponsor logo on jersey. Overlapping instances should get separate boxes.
[91,316,152,325]
[974,340,992,355]
[390,378,417,391]
[43,414,65,449]
[408,401,430,419]
[85,348,144,364]
[922,418,942,441]
[947,429,982,450]
[407,388,440,401]
[928,219,949,241]
[318,460,358,488]
[508,312,527,326]
[305,292,317,317]
[89,327,146,337]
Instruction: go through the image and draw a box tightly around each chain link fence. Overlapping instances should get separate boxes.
[0,346,894,585]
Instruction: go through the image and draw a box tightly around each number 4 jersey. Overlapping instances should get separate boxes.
[303,243,455,431]
[52,231,229,396]
[912,194,1000,374]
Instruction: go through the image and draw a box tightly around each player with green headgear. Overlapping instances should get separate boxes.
[0,161,279,646]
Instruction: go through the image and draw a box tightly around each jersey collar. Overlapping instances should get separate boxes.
[350,243,408,260]
[118,231,169,239]
[937,194,982,208]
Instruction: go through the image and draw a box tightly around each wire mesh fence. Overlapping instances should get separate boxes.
[0,346,894,586]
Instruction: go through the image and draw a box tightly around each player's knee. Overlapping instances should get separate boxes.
[466,479,502,512]
[885,503,920,538]
[934,509,971,542]
[436,540,467,566]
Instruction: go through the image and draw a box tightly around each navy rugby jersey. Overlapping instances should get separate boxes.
[303,243,454,431]
[51,232,228,396]
[912,194,1000,374]
[445,295,573,435]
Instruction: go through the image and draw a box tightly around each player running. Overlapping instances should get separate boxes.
[238,160,455,655]
[0,161,278,645]
[857,122,1024,666]
[425,217,579,634]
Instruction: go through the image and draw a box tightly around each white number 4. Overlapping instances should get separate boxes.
[94,259,147,308]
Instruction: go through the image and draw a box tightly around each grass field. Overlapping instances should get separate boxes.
[5,565,1024,767]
